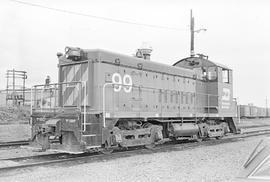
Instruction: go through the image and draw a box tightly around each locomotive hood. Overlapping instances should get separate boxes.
[78,48,195,78]
[173,56,231,70]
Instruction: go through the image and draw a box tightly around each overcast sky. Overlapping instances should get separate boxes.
[0,0,269,107]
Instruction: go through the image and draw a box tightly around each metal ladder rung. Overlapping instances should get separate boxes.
[82,134,101,137]
[83,123,100,125]
[86,145,101,149]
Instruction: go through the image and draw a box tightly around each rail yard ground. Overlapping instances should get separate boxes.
[0,124,30,142]
[0,134,267,182]
[0,106,30,125]
[1,106,270,181]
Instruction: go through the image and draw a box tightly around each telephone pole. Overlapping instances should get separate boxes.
[190,10,207,57]
[6,69,27,106]
[190,10,195,57]
[266,97,268,116]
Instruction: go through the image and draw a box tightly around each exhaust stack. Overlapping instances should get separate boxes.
[135,42,153,60]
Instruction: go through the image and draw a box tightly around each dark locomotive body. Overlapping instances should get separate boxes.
[30,47,237,153]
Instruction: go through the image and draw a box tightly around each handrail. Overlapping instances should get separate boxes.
[30,81,86,119]
[101,82,222,124]
[31,80,229,131]
[102,82,133,128]
[33,81,82,87]
[102,82,114,128]
[30,86,33,125]
[82,81,87,132]
[40,87,44,112]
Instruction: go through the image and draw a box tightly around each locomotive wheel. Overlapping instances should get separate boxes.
[216,131,224,140]
[169,136,177,143]
[145,125,161,149]
[101,148,114,155]
[101,141,114,155]
[194,133,202,142]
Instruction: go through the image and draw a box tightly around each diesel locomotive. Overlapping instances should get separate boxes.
[30,46,238,153]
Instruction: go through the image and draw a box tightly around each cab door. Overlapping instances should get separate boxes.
[218,68,235,116]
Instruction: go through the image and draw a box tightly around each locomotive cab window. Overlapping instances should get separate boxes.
[222,69,229,83]
[207,67,217,81]
[202,67,207,80]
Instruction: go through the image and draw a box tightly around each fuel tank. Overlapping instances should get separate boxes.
[171,123,199,137]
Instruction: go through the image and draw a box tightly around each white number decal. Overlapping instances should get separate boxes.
[112,73,122,92]
[112,73,132,93]
[123,74,132,93]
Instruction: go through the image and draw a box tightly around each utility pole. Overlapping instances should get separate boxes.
[190,9,195,57]
[6,69,27,106]
[237,98,240,123]
[12,69,15,105]
[190,10,207,57]
[266,97,268,116]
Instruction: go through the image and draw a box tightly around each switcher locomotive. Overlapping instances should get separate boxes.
[30,46,237,153]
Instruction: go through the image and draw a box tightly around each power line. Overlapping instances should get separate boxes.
[9,0,188,31]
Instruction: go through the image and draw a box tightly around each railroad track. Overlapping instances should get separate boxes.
[1,128,270,174]
[0,139,59,148]
[0,140,29,148]
[0,125,268,149]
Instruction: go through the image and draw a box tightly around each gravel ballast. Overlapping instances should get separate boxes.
[0,124,30,142]
[0,136,266,182]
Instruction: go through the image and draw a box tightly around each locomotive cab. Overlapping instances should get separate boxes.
[173,56,237,134]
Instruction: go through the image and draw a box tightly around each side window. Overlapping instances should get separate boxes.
[202,67,207,80]
[207,67,217,81]
[222,69,229,83]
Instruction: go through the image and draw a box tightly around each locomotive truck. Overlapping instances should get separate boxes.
[30,46,238,153]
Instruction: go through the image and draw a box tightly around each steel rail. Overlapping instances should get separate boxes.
[0,139,59,148]
[1,129,270,173]
[0,140,29,148]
